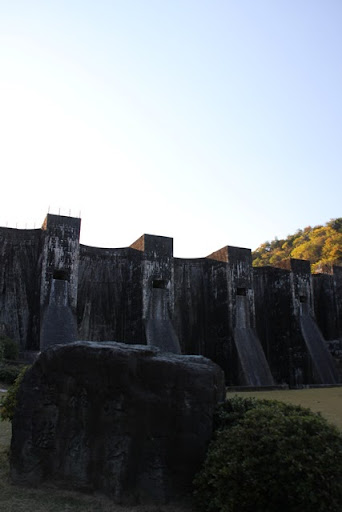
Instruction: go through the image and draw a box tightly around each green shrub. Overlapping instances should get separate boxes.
[214,395,314,430]
[0,335,19,361]
[213,395,261,430]
[194,397,342,512]
[0,363,23,385]
[0,366,30,422]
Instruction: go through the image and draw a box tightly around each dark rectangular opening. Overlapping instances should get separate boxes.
[299,295,307,303]
[237,287,246,296]
[53,269,69,281]
[152,279,168,289]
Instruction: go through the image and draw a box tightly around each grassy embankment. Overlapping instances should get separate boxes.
[1,386,341,511]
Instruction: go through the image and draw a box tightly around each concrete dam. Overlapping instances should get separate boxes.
[0,213,341,387]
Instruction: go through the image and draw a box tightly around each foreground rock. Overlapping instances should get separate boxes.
[10,341,225,504]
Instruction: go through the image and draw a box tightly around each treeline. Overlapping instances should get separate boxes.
[252,218,342,272]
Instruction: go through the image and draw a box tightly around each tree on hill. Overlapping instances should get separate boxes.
[252,218,342,272]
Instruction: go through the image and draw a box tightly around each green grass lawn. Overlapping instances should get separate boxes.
[228,386,342,430]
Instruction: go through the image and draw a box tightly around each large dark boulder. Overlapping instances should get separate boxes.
[10,341,225,504]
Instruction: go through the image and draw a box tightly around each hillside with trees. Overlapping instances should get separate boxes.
[252,218,342,272]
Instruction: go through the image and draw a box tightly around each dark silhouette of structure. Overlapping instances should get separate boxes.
[1,213,341,386]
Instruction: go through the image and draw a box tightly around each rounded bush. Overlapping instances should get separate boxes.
[194,397,342,512]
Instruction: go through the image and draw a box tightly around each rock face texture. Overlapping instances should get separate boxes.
[10,341,225,504]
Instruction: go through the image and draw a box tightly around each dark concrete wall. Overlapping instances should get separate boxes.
[40,215,81,350]
[173,258,232,379]
[173,258,208,356]
[40,280,78,349]
[253,259,340,386]
[0,213,341,386]
[77,246,144,343]
[334,267,342,339]
[0,227,42,350]
[254,266,314,386]
[205,259,232,381]
[40,214,81,309]
[173,250,274,386]
[313,266,342,341]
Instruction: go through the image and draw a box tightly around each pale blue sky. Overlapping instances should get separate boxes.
[1,1,341,256]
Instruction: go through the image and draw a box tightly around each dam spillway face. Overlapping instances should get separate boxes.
[1,213,342,386]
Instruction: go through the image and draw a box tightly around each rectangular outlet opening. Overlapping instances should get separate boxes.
[236,287,247,296]
[152,279,168,289]
[53,269,69,281]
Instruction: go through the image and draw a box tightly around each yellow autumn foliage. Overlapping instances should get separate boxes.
[252,218,342,272]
